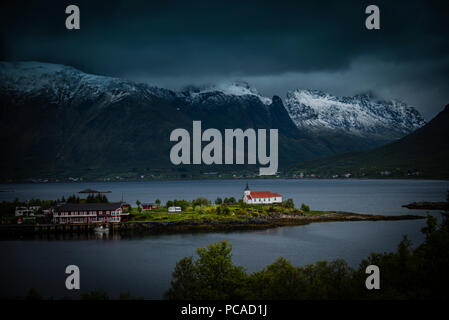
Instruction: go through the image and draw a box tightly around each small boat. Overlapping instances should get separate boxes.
[94,225,109,233]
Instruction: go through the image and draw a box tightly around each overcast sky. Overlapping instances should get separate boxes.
[1,0,448,119]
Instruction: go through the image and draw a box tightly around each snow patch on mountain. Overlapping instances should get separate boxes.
[187,81,272,105]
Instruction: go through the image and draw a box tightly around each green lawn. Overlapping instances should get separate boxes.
[305,210,329,216]
[126,204,323,223]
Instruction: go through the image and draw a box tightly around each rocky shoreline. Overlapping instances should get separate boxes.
[402,202,449,210]
[118,211,425,234]
[0,211,426,237]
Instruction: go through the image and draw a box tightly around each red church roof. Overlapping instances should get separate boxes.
[247,191,281,200]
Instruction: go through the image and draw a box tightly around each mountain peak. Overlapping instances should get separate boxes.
[184,80,272,105]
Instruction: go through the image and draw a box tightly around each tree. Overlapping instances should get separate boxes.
[155,199,161,205]
[174,199,191,210]
[421,213,437,239]
[136,200,141,208]
[300,203,310,212]
[80,290,109,300]
[164,257,198,300]
[215,197,223,205]
[166,214,449,300]
[192,197,211,207]
[85,193,108,203]
[67,194,80,203]
[25,288,43,300]
[165,241,247,300]
[119,291,143,300]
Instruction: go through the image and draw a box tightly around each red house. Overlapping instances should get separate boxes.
[142,203,158,210]
[51,203,130,224]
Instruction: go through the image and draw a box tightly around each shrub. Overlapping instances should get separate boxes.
[238,209,248,215]
[283,198,295,209]
[174,199,190,210]
[192,197,211,207]
[222,206,231,216]
[300,203,310,212]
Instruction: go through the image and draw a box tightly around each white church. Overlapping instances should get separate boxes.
[243,183,282,204]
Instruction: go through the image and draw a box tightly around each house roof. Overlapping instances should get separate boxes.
[247,191,281,199]
[53,203,122,212]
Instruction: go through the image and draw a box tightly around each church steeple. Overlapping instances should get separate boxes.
[244,183,251,197]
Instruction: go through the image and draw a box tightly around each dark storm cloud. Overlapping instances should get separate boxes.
[1,0,448,118]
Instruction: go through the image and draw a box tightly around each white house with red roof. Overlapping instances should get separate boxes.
[243,183,282,204]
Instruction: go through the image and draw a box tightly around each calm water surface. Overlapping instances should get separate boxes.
[0,179,447,299]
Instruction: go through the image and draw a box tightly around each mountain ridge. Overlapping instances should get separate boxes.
[284,88,425,143]
[0,62,330,180]
[288,104,449,179]
[0,61,432,180]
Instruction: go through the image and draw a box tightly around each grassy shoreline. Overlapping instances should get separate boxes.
[120,207,425,234]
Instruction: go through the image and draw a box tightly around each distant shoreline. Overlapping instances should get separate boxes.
[1,177,448,185]
[402,201,449,211]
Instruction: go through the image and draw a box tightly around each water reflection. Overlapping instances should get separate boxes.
[13,231,124,241]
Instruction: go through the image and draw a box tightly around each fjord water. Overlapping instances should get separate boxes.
[0,179,447,299]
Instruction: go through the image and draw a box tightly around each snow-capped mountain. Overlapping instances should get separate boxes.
[0,61,313,180]
[285,89,425,140]
[0,61,430,180]
[0,61,181,106]
[1,62,425,141]
[0,62,273,108]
